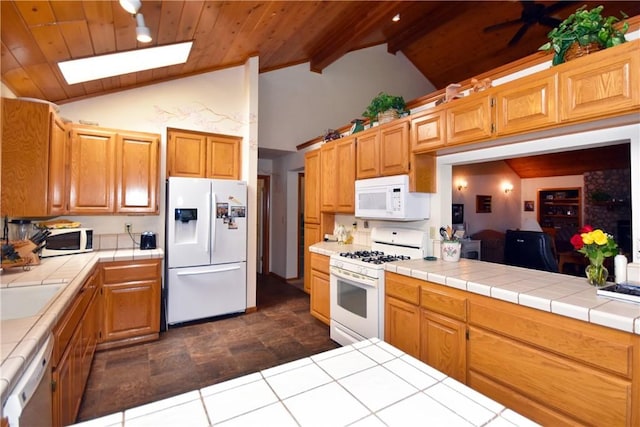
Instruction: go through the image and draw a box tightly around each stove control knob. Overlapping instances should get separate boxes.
[359,266,367,275]
[335,260,343,269]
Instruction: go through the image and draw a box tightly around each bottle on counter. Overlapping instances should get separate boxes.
[614,251,627,284]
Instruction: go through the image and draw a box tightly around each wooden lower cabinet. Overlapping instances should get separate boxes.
[52,267,99,427]
[384,271,639,426]
[99,259,161,349]
[384,296,420,358]
[420,310,466,383]
[309,252,330,324]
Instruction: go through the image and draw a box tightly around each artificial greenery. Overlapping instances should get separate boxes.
[362,92,407,123]
[539,5,628,66]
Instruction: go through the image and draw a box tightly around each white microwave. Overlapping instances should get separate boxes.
[40,228,93,258]
[355,175,430,221]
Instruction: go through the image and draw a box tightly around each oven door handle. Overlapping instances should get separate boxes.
[330,267,377,288]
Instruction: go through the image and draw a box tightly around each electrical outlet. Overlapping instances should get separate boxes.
[429,226,436,239]
[125,223,132,233]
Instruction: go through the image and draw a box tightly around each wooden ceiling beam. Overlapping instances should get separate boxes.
[309,2,400,74]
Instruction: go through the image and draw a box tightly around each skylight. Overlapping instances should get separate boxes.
[58,41,193,85]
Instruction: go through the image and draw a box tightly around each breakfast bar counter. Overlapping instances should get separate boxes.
[71,338,538,427]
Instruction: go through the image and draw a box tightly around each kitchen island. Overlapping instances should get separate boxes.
[71,338,537,427]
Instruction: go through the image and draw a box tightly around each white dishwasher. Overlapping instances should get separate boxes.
[3,334,53,427]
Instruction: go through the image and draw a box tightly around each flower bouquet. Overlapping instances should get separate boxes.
[570,225,618,286]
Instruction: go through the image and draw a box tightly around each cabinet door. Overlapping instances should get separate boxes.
[559,41,639,123]
[304,149,321,224]
[167,130,207,177]
[320,140,337,212]
[102,280,160,342]
[411,109,445,152]
[1,99,53,217]
[421,310,466,382]
[385,296,420,358]
[335,137,356,213]
[303,223,321,293]
[53,326,82,427]
[206,135,241,179]
[379,119,410,176]
[69,126,117,214]
[310,268,330,325]
[495,74,558,136]
[48,113,69,215]
[446,94,494,146]
[355,128,380,179]
[116,131,159,213]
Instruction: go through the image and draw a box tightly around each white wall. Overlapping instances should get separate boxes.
[452,161,521,235]
[259,45,435,152]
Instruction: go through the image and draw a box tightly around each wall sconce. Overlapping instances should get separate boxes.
[502,182,514,194]
[456,179,468,191]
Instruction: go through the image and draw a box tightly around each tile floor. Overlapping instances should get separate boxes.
[77,274,338,423]
[74,339,538,427]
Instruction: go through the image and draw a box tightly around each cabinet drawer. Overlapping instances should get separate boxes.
[468,327,632,426]
[468,298,634,377]
[102,259,160,284]
[310,253,329,274]
[385,272,420,305]
[420,282,467,321]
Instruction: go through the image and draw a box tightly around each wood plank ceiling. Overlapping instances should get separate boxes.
[3,1,639,106]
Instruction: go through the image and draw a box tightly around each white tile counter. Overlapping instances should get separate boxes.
[72,338,538,427]
[0,249,164,406]
[310,243,640,335]
[385,258,640,335]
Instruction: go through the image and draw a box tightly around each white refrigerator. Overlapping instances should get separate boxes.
[166,177,247,325]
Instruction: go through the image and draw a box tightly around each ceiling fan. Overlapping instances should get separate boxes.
[483,0,578,46]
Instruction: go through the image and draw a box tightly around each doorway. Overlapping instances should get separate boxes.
[257,175,270,276]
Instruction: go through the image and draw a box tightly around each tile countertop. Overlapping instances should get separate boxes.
[310,242,640,335]
[72,338,538,427]
[0,249,164,407]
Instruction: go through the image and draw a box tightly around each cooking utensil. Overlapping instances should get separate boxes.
[439,227,448,239]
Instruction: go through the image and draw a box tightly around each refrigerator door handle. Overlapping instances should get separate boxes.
[211,191,217,253]
[176,265,241,276]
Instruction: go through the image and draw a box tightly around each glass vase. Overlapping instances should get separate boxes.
[585,262,608,287]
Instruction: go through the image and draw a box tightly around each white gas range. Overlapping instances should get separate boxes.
[329,227,427,346]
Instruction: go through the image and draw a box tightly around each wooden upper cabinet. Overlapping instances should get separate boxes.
[335,137,356,212]
[320,141,337,212]
[1,98,69,217]
[167,130,206,177]
[206,135,241,179]
[321,137,355,213]
[69,126,117,214]
[411,109,446,153]
[559,40,639,123]
[116,131,159,214]
[48,113,70,216]
[446,92,494,145]
[379,118,410,176]
[494,73,558,136]
[167,129,241,179]
[355,127,380,179]
[304,149,321,224]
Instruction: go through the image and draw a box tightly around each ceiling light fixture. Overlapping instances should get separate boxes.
[135,13,152,43]
[58,41,193,85]
[392,13,400,22]
[119,0,141,14]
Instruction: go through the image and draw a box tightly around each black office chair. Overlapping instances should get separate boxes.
[504,230,559,273]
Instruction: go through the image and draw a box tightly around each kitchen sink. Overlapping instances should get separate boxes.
[0,283,66,321]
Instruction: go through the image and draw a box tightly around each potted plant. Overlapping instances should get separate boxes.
[538,5,629,66]
[362,92,407,124]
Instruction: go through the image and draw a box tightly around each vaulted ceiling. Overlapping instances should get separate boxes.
[3,1,639,105]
